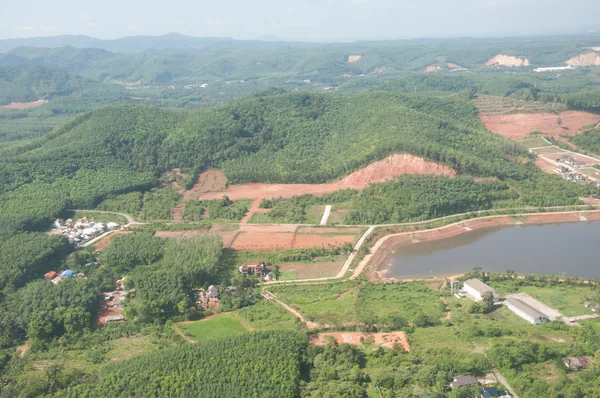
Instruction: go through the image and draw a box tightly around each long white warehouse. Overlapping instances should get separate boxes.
[505,297,550,325]
[463,279,500,302]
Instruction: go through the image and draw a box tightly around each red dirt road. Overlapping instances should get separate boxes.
[480,111,600,141]
[199,154,455,201]
[309,332,410,351]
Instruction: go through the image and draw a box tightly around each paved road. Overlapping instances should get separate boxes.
[320,205,332,225]
[492,367,519,398]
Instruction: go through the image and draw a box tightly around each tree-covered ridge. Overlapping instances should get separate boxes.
[1,90,528,188]
[1,34,599,84]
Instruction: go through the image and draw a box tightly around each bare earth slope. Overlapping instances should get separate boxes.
[199,153,456,201]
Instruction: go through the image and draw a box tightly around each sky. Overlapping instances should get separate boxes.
[0,0,599,41]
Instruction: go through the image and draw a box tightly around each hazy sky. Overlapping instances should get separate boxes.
[1,0,599,41]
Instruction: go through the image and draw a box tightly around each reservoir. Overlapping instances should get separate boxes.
[385,221,600,280]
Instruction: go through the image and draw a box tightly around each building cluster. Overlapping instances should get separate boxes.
[239,262,276,281]
[54,217,120,246]
[194,285,221,310]
[98,279,129,324]
[44,269,84,285]
[556,155,589,182]
[454,279,550,325]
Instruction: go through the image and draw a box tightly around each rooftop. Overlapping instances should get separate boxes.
[505,297,548,320]
[464,279,495,294]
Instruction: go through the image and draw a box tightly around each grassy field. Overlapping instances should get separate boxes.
[248,212,276,224]
[178,313,248,341]
[355,282,445,323]
[533,147,564,154]
[278,262,343,280]
[578,167,600,179]
[519,136,552,149]
[489,281,598,317]
[269,282,358,325]
[237,301,302,331]
[519,285,597,317]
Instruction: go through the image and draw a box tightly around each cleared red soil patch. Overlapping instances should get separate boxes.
[200,154,455,201]
[310,332,410,351]
[297,226,362,234]
[172,170,228,221]
[1,99,47,109]
[279,262,342,279]
[158,224,359,251]
[94,231,132,250]
[231,232,296,251]
[480,111,600,141]
[534,157,558,174]
[292,234,357,248]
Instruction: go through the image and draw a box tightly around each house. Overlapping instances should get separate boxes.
[450,375,480,389]
[554,166,570,174]
[463,279,500,302]
[207,285,219,300]
[564,356,593,371]
[505,297,550,325]
[44,271,58,280]
[54,219,64,228]
[60,270,77,278]
[239,262,274,277]
[481,387,511,398]
[107,222,119,230]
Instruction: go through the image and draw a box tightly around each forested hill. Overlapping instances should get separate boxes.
[1,91,527,187]
[1,34,599,84]
[0,64,127,105]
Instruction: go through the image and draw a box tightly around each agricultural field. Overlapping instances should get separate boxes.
[177,313,248,341]
[474,95,567,114]
[519,136,552,149]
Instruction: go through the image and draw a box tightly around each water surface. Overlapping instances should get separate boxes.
[386,222,600,280]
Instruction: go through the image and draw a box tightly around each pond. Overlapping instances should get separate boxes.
[384,221,600,280]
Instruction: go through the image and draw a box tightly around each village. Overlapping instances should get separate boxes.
[52,217,122,246]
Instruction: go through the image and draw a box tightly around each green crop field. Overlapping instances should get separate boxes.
[519,136,552,149]
[178,313,248,341]
[519,285,597,317]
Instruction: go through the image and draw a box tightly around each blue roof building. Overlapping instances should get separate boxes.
[60,270,76,278]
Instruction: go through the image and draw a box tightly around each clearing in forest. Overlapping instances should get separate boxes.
[484,54,530,67]
[480,110,600,141]
[1,99,48,109]
[309,332,410,351]
[177,313,248,342]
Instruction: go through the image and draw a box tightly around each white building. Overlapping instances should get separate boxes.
[505,297,550,325]
[534,66,573,72]
[463,279,500,302]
